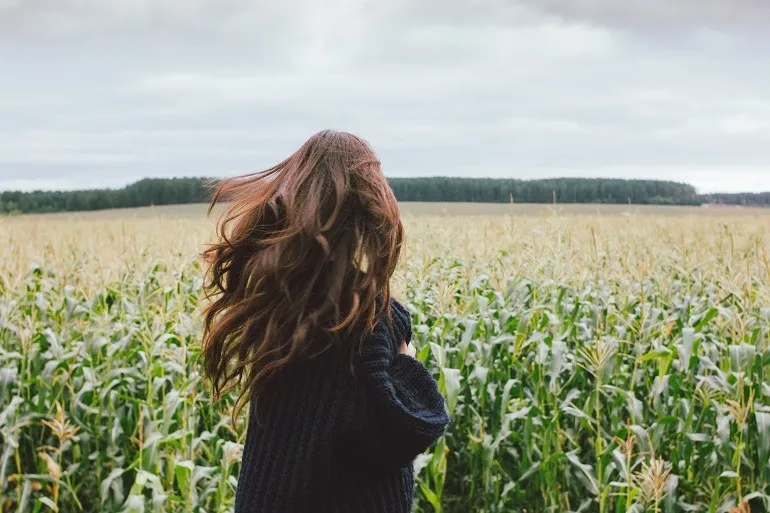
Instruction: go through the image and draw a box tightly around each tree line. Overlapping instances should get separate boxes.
[700,192,770,207]
[0,176,766,214]
[0,178,208,214]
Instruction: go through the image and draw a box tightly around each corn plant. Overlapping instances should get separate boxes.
[1,210,769,512]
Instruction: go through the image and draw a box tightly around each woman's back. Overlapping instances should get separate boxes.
[235,300,448,513]
[201,130,449,512]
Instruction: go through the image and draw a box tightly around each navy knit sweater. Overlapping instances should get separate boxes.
[233,298,450,513]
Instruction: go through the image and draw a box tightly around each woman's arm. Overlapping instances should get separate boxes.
[343,300,450,470]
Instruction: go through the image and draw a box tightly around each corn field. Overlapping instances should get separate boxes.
[2,208,770,513]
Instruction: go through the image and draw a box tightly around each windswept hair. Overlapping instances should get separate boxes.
[201,130,403,413]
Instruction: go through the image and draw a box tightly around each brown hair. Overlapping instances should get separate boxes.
[201,130,403,413]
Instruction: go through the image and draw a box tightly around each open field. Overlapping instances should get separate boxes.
[10,201,770,221]
[2,206,770,512]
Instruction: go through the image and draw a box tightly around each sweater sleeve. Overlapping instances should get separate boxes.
[344,319,450,470]
[389,297,412,345]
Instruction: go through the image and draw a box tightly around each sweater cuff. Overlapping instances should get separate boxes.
[376,354,449,437]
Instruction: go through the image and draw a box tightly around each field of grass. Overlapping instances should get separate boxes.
[14,201,769,221]
[2,204,770,512]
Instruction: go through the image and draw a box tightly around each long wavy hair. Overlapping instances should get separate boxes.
[201,130,403,413]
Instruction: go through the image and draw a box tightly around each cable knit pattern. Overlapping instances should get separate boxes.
[233,298,450,513]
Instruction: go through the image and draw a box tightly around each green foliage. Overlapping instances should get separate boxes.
[0,178,213,215]
[2,213,770,512]
[0,176,714,215]
[388,177,701,206]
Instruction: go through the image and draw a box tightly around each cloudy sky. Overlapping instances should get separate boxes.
[1,0,769,193]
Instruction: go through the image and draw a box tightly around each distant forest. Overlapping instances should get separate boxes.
[0,176,767,214]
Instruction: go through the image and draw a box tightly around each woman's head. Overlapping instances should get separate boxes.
[201,130,403,408]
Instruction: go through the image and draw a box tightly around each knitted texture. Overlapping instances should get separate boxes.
[389,298,412,345]
[233,299,450,513]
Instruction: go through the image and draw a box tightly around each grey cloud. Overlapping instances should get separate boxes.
[4,0,770,38]
[526,0,770,31]
[1,0,769,193]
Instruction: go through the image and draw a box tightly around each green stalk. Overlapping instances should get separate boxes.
[595,372,605,513]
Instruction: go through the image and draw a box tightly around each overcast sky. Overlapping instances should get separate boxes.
[1,0,769,193]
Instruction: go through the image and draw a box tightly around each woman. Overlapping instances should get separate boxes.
[201,130,450,512]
